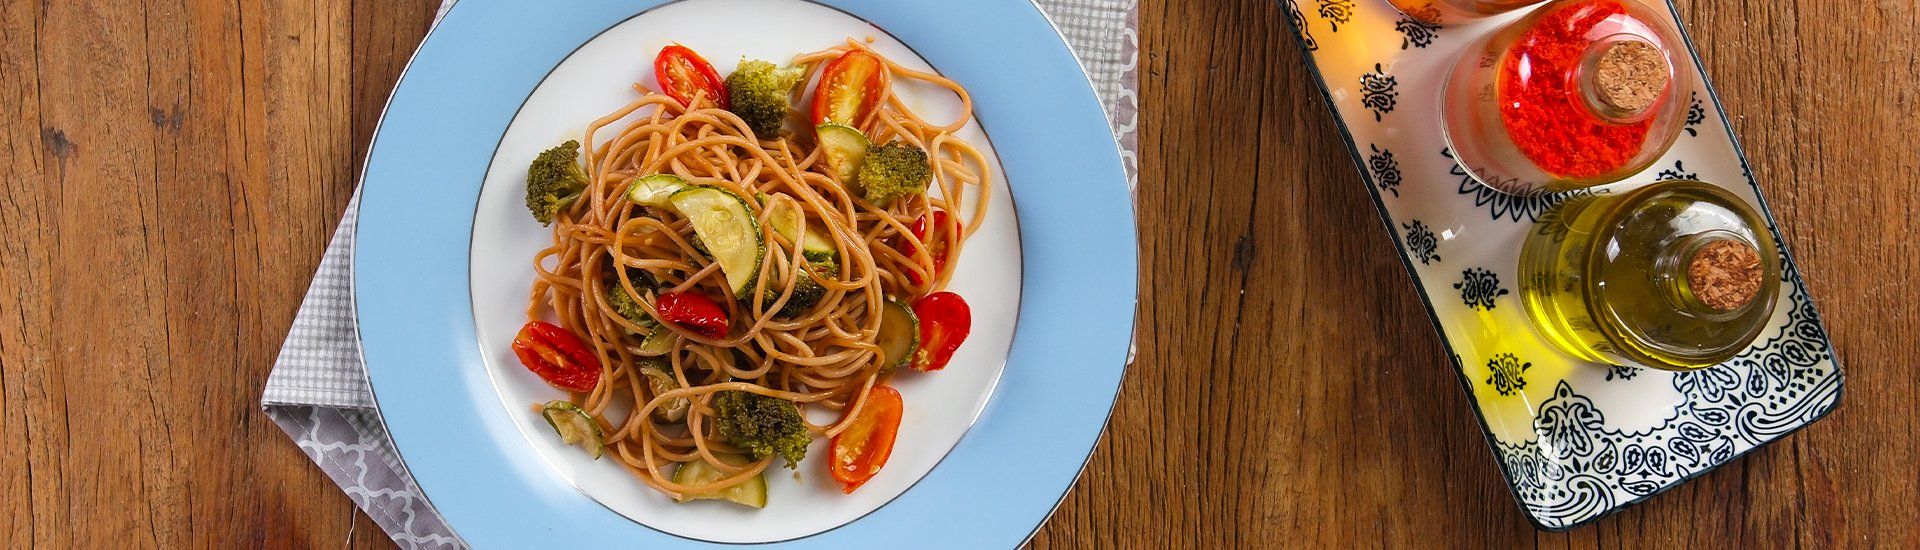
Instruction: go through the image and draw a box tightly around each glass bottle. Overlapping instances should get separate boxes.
[1441,0,1692,195]
[1388,0,1546,25]
[1519,180,1781,371]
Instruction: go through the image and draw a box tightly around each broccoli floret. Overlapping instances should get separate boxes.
[855,142,932,206]
[712,391,810,469]
[725,59,808,137]
[762,258,839,318]
[526,140,590,225]
[605,272,663,332]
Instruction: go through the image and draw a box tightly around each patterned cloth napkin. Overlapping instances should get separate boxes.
[259,1,1138,547]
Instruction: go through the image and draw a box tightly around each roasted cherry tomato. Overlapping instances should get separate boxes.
[810,50,888,127]
[654,44,728,109]
[911,292,971,372]
[655,291,730,339]
[898,210,955,285]
[829,385,903,493]
[511,321,601,393]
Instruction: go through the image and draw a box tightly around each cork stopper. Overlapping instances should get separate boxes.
[1591,40,1668,116]
[1686,239,1763,311]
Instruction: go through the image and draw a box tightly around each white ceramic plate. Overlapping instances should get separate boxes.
[355,0,1134,546]
[468,0,1021,543]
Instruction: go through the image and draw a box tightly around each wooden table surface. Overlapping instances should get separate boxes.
[2,0,1914,547]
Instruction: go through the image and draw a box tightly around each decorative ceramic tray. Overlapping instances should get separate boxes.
[1280,0,1845,530]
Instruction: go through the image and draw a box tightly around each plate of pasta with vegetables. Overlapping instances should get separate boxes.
[351,0,1134,546]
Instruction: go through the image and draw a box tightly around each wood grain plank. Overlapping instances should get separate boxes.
[31,1,170,545]
[0,0,432,547]
[0,0,53,546]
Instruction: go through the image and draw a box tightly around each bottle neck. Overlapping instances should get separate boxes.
[1655,231,1765,316]
[1576,35,1672,125]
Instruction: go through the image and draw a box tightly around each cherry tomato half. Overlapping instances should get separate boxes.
[829,385,903,493]
[810,50,888,127]
[911,292,971,372]
[654,291,730,340]
[898,210,956,286]
[654,45,728,109]
[511,321,602,393]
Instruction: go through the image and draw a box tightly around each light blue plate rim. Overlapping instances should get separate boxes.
[352,0,1136,547]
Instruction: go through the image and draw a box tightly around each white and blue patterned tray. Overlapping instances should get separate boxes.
[1280,0,1845,530]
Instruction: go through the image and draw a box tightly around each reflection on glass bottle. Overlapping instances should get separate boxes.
[1441,0,1692,195]
[1388,0,1546,25]
[1519,180,1781,370]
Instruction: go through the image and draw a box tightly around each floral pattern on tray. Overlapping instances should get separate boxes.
[1279,0,1844,530]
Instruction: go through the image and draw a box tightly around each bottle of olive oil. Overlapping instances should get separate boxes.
[1519,180,1781,370]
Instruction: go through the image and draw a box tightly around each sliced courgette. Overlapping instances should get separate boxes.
[767,198,838,262]
[626,174,689,207]
[541,400,606,459]
[670,454,769,508]
[669,186,765,298]
[639,330,675,355]
[816,123,870,184]
[639,361,690,423]
[875,300,920,373]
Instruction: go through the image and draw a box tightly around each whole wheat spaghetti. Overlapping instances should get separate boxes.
[514,40,989,503]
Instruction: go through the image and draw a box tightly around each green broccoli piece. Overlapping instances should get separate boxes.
[762,258,839,319]
[526,140,590,225]
[855,142,932,206]
[711,391,810,469]
[605,270,662,332]
[725,59,808,137]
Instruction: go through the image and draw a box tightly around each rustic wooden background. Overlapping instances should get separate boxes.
[2,0,1914,547]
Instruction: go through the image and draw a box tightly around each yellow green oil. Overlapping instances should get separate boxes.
[1519,180,1780,370]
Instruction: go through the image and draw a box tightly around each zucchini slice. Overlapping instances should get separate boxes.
[639,361,690,423]
[875,300,920,373]
[626,174,689,207]
[540,400,606,459]
[767,198,838,262]
[816,123,870,184]
[670,454,769,508]
[638,330,675,355]
[669,187,765,298]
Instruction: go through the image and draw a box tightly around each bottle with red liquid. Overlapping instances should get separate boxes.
[1388,0,1545,25]
[1441,0,1692,195]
